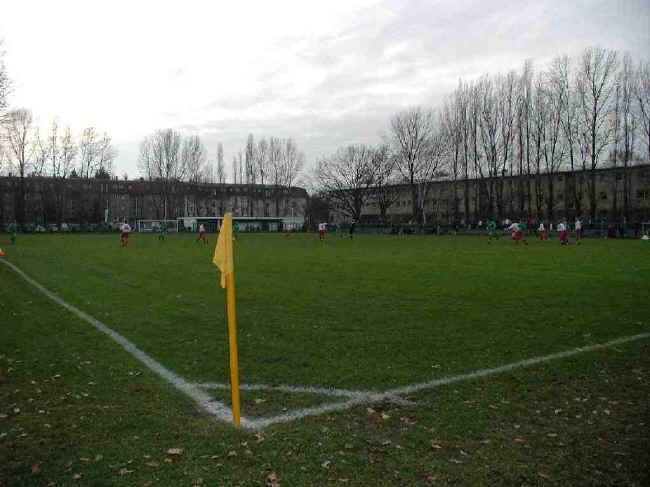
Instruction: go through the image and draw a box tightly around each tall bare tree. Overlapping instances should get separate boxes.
[540,66,568,221]
[636,61,650,165]
[3,108,35,224]
[182,135,206,183]
[255,138,269,185]
[441,93,464,223]
[78,127,99,178]
[370,143,399,224]
[0,39,10,122]
[390,106,439,223]
[216,142,226,184]
[138,128,184,219]
[576,46,619,222]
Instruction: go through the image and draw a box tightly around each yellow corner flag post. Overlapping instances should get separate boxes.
[212,213,241,427]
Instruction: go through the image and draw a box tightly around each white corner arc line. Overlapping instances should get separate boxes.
[1,259,239,426]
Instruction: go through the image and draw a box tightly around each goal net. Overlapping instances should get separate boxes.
[136,220,179,233]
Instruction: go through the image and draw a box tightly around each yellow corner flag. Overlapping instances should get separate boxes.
[212,213,241,427]
[213,214,234,288]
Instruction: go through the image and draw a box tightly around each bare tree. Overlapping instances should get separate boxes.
[514,60,534,218]
[182,135,206,183]
[540,65,568,221]
[3,108,35,224]
[78,127,99,178]
[369,143,400,224]
[96,132,117,177]
[616,54,638,221]
[138,128,184,219]
[216,142,226,184]
[315,144,377,221]
[245,134,255,184]
[0,39,10,121]
[636,61,650,164]
[576,46,619,222]
[441,93,463,223]
[268,137,283,215]
[281,138,304,189]
[59,126,77,178]
[255,138,269,185]
[389,106,439,223]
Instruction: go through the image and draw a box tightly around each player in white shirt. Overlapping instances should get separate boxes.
[197,223,208,244]
[574,219,582,244]
[120,222,131,247]
[507,221,527,244]
[557,221,568,245]
[318,222,327,240]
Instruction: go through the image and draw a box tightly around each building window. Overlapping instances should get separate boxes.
[600,192,607,200]
[637,190,649,201]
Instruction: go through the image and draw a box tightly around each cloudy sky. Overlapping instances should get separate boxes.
[1,0,648,182]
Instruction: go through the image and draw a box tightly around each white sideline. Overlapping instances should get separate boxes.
[3,258,649,430]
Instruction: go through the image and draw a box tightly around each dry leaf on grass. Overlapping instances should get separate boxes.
[166,448,184,460]
[265,472,280,487]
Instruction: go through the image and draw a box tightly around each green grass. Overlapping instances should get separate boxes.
[1,232,649,485]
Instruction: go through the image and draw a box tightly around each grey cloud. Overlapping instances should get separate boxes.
[115,0,649,179]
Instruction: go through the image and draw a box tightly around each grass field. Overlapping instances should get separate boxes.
[1,232,649,486]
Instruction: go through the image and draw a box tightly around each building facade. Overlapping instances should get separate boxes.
[331,164,650,226]
[0,176,308,228]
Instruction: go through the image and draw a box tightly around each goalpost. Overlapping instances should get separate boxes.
[136,220,179,233]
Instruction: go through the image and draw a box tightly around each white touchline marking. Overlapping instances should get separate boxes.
[386,332,650,397]
[4,258,649,430]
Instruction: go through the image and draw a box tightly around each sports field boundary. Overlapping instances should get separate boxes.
[3,258,649,430]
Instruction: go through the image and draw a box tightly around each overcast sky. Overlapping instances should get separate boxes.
[1,0,649,182]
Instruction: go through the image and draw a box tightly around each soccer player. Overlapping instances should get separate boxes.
[486,219,499,242]
[120,221,131,247]
[507,221,528,245]
[574,218,582,245]
[197,223,208,244]
[558,220,568,245]
[9,222,18,244]
[157,222,166,241]
[349,220,356,239]
[318,222,327,240]
[538,222,548,241]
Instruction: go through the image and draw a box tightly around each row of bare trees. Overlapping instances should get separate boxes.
[138,130,306,218]
[235,134,305,216]
[1,110,117,224]
[438,47,650,223]
[315,47,650,225]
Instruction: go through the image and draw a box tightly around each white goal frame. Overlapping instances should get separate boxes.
[136,219,179,233]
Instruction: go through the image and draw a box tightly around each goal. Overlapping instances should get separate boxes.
[136,219,179,233]
[642,222,650,238]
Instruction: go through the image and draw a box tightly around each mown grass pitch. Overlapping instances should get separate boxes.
[3,233,649,391]
[1,232,649,485]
